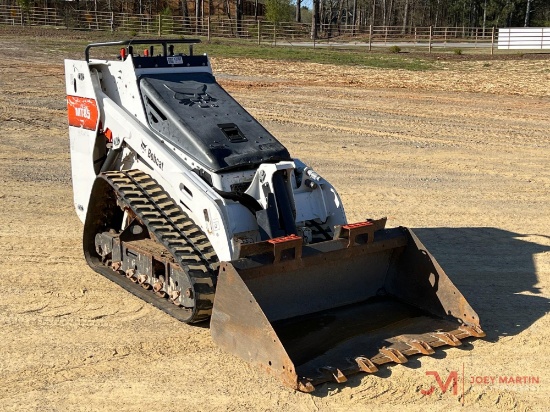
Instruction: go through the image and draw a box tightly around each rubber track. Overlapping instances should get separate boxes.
[101,169,218,323]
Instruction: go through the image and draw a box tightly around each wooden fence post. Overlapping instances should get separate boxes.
[491,26,495,55]
[369,24,372,51]
[313,19,316,48]
[429,25,433,53]
[257,20,261,45]
[207,15,211,41]
[158,14,161,36]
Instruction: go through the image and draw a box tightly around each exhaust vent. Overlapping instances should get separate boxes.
[218,123,247,143]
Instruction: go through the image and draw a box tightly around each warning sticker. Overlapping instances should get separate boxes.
[167,56,184,65]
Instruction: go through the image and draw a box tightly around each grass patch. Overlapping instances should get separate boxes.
[3,27,433,70]
[197,39,432,71]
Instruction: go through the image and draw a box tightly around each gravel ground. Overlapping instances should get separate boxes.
[0,28,548,411]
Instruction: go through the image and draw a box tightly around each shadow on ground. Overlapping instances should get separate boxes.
[412,227,550,342]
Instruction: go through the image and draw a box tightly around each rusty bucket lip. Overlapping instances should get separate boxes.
[295,323,485,392]
[277,299,485,392]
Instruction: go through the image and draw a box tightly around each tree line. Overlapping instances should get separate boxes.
[10,0,550,29]
[308,0,549,30]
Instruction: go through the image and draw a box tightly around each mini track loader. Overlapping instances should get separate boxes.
[66,40,485,392]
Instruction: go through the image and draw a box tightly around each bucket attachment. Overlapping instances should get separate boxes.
[210,220,485,392]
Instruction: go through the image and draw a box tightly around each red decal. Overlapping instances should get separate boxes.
[67,96,99,130]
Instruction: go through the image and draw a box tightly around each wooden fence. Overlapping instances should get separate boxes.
[0,5,500,50]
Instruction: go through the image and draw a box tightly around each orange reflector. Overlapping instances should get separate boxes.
[104,128,113,142]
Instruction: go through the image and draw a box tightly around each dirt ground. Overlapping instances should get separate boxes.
[0,29,549,411]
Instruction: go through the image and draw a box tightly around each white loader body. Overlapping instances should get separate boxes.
[65,40,346,261]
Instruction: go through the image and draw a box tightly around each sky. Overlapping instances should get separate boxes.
[300,0,313,10]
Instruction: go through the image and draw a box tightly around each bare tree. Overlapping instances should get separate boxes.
[352,1,358,25]
[524,0,533,26]
[482,0,487,31]
[402,0,409,34]
[311,0,320,38]
[181,0,189,19]
[236,0,243,36]
[337,0,344,30]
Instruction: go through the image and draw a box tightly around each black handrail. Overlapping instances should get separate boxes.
[85,39,201,62]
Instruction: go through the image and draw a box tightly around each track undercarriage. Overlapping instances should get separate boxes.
[85,169,217,323]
